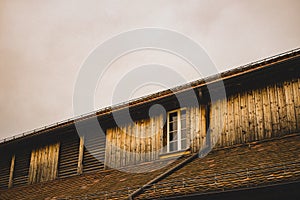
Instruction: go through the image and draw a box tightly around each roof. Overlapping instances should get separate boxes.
[1,48,300,145]
[1,133,299,200]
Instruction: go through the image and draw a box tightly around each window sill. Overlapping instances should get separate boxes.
[159,148,191,159]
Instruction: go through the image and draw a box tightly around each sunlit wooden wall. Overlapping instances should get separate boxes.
[210,78,300,148]
[105,78,300,168]
[105,116,164,169]
[28,143,60,184]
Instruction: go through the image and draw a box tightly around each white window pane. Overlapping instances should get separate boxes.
[181,129,187,139]
[181,139,187,149]
[169,131,178,141]
[181,119,186,129]
[169,121,178,132]
[169,141,178,152]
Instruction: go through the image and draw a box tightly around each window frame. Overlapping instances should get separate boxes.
[166,108,187,153]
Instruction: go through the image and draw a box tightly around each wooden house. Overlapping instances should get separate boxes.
[0,48,299,199]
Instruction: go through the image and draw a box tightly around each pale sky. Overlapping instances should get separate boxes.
[0,0,299,139]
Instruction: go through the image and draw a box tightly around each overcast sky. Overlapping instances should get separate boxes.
[0,0,299,139]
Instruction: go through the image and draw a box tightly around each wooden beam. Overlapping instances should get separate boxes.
[77,136,85,175]
[8,154,15,188]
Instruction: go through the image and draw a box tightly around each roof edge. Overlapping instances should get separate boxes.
[1,47,300,145]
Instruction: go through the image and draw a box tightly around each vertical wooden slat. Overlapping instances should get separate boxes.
[124,125,129,166]
[292,79,300,131]
[28,150,34,184]
[284,81,297,132]
[186,108,191,150]
[232,94,239,144]
[240,92,248,143]
[292,78,300,130]
[200,105,207,149]
[228,96,234,145]
[150,118,155,161]
[191,107,196,152]
[254,89,264,140]
[146,120,151,162]
[262,87,272,139]
[129,124,134,165]
[119,126,125,167]
[195,106,200,150]
[8,155,15,188]
[277,83,289,135]
[111,128,116,168]
[140,122,145,163]
[157,115,162,158]
[77,136,84,174]
[220,99,228,146]
[104,129,112,169]
[268,85,280,137]
[53,143,60,179]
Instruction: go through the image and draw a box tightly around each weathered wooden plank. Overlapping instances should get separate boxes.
[197,106,202,149]
[240,92,248,143]
[28,150,34,184]
[8,155,15,188]
[150,118,155,161]
[145,119,150,162]
[191,107,196,152]
[111,128,117,168]
[284,81,297,132]
[104,129,111,169]
[220,99,226,145]
[194,106,199,150]
[276,83,289,135]
[254,89,264,141]
[228,96,235,145]
[119,126,124,166]
[291,78,300,131]
[124,125,129,166]
[262,87,272,139]
[42,145,48,181]
[200,105,207,148]
[53,143,60,179]
[135,122,140,164]
[246,91,254,142]
[129,124,134,165]
[233,94,241,144]
[186,107,191,150]
[140,121,145,163]
[223,98,229,146]
[214,100,220,147]
[268,85,280,137]
[157,114,163,158]
[77,136,84,174]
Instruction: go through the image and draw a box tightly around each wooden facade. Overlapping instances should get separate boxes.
[104,77,300,168]
[28,143,60,184]
[0,49,299,189]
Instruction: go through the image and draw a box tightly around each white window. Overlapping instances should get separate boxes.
[167,109,187,152]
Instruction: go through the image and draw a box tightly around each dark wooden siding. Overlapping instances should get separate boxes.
[0,153,11,189]
[82,133,106,173]
[58,132,80,178]
[12,150,31,187]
